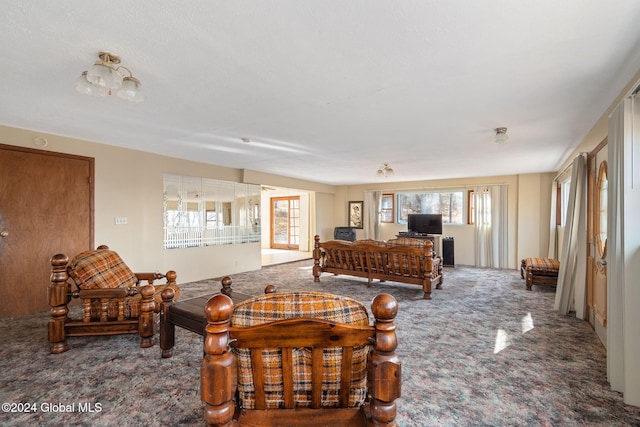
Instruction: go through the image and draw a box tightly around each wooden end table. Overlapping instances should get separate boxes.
[159,277,252,358]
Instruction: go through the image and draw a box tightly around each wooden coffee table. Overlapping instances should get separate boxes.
[159,277,253,358]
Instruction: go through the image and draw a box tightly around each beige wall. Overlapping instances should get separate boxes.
[1,125,261,284]
[315,191,336,242]
[516,173,555,262]
[1,124,554,279]
[336,174,551,269]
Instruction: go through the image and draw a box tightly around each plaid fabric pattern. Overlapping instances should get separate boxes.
[87,283,180,319]
[525,257,560,276]
[386,237,428,248]
[231,292,370,410]
[69,249,138,290]
[354,239,387,247]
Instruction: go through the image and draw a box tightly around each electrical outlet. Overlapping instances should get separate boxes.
[114,217,127,225]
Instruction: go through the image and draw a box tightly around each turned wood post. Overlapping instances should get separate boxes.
[48,254,71,354]
[368,293,401,427]
[220,276,233,296]
[202,294,237,427]
[422,241,434,299]
[160,287,176,358]
[313,235,322,282]
[165,270,177,289]
[138,284,156,348]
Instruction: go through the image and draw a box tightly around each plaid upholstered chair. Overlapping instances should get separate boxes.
[48,245,180,354]
[201,289,401,427]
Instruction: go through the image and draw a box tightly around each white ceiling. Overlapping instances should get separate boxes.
[2,1,640,185]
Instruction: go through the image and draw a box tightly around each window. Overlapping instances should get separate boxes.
[396,191,464,224]
[380,194,394,223]
[558,178,571,227]
[163,174,261,249]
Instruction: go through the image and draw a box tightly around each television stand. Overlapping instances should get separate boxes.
[396,233,441,256]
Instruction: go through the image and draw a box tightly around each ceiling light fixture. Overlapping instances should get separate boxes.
[75,51,144,102]
[376,163,394,178]
[494,127,509,143]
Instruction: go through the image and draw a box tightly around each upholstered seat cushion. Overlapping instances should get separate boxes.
[354,238,387,247]
[69,248,138,290]
[231,291,370,410]
[524,257,560,276]
[386,237,428,248]
[86,283,180,320]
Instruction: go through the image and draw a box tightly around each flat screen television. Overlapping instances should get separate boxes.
[407,213,443,235]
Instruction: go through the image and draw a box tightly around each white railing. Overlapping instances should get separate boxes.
[164,226,260,249]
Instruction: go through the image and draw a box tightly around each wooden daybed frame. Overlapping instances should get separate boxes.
[312,235,443,299]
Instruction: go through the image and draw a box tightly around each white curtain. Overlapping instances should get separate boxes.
[554,154,587,317]
[363,191,381,240]
[606,97,630,393]
[547,180,558,259]
[473,184,508,268]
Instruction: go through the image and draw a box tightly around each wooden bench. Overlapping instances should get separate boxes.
[313,235,442,299]
[520,257,560,290]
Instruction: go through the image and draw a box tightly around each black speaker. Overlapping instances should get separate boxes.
[442,237,455,267]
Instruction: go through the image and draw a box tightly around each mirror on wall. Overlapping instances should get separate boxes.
[163,174,261,249]
[595,161,608,259]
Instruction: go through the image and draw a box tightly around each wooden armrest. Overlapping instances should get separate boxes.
[135,272,164,283]
[135,270,178,285]
[72,287,136,299]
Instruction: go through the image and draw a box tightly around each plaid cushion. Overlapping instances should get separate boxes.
[69,248,138,290]
[525,257,560,276]
[231,292,370,410]
[354,239,387,247]
[87,283,181,319]
[386,237,429,248]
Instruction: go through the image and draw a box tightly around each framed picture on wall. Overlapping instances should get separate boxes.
[348,201,363,229]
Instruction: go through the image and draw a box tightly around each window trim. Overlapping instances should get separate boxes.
[380,193,395,223]
[467,190,475,225]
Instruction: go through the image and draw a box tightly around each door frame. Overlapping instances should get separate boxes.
[270,196,300,250]
[586,138,607,346]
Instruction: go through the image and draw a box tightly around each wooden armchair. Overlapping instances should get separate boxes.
[48,245,180,354]
[201,290,401,426]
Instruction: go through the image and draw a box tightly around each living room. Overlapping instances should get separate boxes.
[2,2,640,426]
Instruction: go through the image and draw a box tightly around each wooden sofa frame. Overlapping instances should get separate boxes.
[201,292,401,426]
[48,250,178,354]
[312,235,443,299]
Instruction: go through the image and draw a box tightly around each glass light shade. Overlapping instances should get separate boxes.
[494,128,509,143]
[495,134,508,143]
[75,72,108,96]
[86,62,123,89]
[117,77,144,102]
[376,164,394,177]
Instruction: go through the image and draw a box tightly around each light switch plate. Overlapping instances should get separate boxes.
[114,217,127,225]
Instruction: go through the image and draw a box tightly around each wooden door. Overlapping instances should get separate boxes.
[0,144,93,318]
[270,196,300,250]
[586,139,607,346]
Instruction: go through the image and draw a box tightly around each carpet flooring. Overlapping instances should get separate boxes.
[1,261,639,426]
